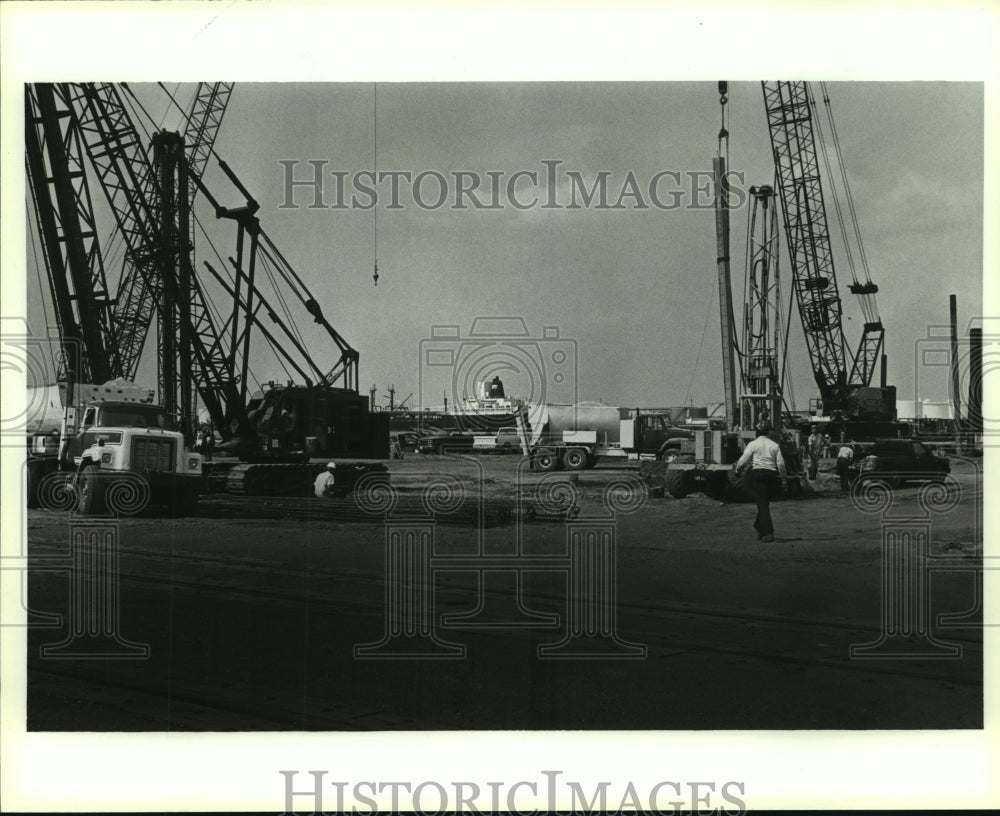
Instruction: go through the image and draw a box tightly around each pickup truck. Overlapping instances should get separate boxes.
[854,438,950,487]
[494,427,520,453]
[417,431,476,455]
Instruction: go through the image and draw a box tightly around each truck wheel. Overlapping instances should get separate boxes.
[77,465,105,516]
[562,447,588,471]
[534,448,560,472]
[665,467,690,499]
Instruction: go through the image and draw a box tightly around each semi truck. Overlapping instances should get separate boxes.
[25,379,203,515]
[517,403,718,471]
[517,403,807,500]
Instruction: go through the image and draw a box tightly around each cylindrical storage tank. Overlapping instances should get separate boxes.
[25,380,157,435]
[25,385,69,435]
[920,399,954,420]
[543,403,622,443]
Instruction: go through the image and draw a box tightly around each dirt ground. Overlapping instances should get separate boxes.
[24,452,983,731]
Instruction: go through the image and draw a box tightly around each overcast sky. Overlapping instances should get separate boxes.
[26,80,984,412]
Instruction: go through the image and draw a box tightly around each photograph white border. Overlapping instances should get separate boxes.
[2,1,997,811]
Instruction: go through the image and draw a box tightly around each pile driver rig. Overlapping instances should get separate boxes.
[25,82,388,505]
[723,81,907,441]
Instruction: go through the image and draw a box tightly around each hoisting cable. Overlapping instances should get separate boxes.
[158,83,181,129]
[256,250,308,351]
[156,82,226,165]
[820,81,881,325]
[809,86,860,287]
[254,239,313,346]
[195,215,277,393]
[684,283,716,408]
[810,85,880,358]
[820,82,876,286]
[769,210,797,413]
[373,82,379,286]
[121,84,157,142]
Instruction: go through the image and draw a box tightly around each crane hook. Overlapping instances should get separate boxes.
[373,261,379,286]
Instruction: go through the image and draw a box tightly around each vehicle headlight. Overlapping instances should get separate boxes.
[188,457,200,471]
[101,452,113,465]
[860,457,877,471]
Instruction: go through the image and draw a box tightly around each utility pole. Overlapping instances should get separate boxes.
[949,294,962,439]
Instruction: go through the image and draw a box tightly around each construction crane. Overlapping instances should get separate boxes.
[760,81,899,436]
[51,82,241,442]
[25,82,389,500]
[24,84,121,385]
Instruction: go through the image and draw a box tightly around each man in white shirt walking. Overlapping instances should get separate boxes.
[736,422,787,542]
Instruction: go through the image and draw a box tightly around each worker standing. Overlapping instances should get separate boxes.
[280,408,297,451]
[313,462,338,498]
[836,443,855,492]
[736,421,787,542]
[199,422,215,462]
[806,425,824,480]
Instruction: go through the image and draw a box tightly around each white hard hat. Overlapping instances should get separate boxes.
[326,461,337,470]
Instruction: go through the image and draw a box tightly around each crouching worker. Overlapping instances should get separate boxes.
[314,462,339,498]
